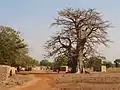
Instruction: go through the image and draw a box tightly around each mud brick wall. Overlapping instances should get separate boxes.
[0,65,16,81]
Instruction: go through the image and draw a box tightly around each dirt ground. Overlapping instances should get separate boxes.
[8,73,57,90]
[10,72,120,90]
[55,73,120,90]
[0,74,34,90]
[20,74,56,90]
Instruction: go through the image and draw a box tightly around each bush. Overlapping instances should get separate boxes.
[25,67,32,71]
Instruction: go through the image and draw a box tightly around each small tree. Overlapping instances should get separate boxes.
[53,55,68,69]
[103,61,113,68]
[85,56,102,71]
[114,59,120,68]
[40,60,53,67]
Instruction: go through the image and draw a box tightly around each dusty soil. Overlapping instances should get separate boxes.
[4,72,120,90]
[0,74,34,90]
[18,74,57,90]
[55,73,120,90]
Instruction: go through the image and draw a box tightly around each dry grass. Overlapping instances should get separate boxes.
[54,73,120,90]
[107,68,120,73]
[0,74,34,89]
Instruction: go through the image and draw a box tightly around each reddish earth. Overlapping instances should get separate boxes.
[11,72,120,90]
[18,74,56,90]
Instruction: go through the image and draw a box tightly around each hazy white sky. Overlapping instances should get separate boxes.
[0,0,120,61]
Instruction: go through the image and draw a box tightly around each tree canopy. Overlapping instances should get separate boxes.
[0,26,39,67]
[45,8,111,73]
[53,55,68,68]
[40,60,53,67]
[114,59,120,68]
[103,61,113,68]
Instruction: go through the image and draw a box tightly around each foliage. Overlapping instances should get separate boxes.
[0,26,38,67]
[103,61,113,68]
[84,56,102,69]
[0,26,27,66]
[114,59,120,68]
[20,55,39,67]
[40,55,68,69]
[40,60,53,67]
[53,55,68,68]
[84,56,113,70]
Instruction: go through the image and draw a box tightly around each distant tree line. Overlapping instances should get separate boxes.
[40,55,120,71]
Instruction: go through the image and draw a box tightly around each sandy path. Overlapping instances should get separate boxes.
[19,74,56,90]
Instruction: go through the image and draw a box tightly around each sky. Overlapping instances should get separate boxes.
[0,0,119,61]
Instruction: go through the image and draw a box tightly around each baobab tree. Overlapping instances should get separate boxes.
[44,8,111,73]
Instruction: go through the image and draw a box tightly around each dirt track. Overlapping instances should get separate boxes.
[11,72,120,90]
[18,74,56,90]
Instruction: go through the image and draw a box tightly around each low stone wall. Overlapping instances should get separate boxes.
[0,65,16,81]
[32,66,40,71]
[10,67,16,75]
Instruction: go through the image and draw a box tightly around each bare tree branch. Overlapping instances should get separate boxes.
[44,8,112,73]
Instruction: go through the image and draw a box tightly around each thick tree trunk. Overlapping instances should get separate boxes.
[77,49,84,73]
[75,38,86,73]
[71,56,77,73]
